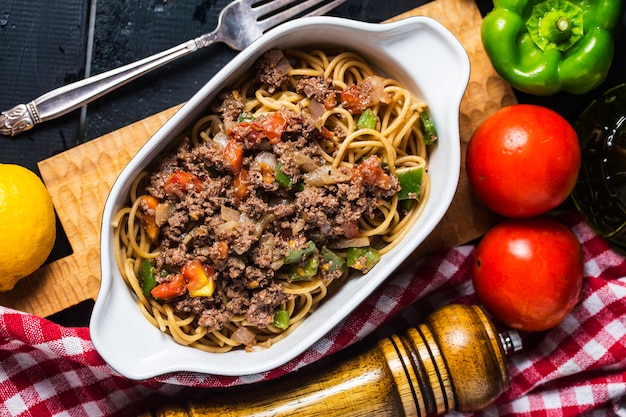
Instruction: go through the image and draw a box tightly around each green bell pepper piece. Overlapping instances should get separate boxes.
[285,241,320,281]
[481,0,622,95]
[356,108,377,130]
[420,110,438,145]
[288,256,319,281]
[346,247,381,274]
[321,247,347,277]
[275,163,293,189]
[284,240,316,264]
[396,167,424,200]
[272,309,290,330]
[399,199,415,213]
[138,258,157,298]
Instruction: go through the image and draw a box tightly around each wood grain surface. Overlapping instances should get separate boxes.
[0,0,515,317]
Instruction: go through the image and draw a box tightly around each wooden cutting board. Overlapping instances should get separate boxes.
[0,0,516,318]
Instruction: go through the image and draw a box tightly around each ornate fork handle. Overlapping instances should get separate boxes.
[0,32,218,137]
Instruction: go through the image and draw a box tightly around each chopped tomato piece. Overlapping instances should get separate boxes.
[233,168,249,202]
[151,273,186,300]
[224,140,244,173]
[228,112,285,146]
[340,86,362,113]
[182,259,215,298]
[321,127,333,140]
[359,155,393,191]
[261,112,286,144]
[164,171,203,196]
[323,91,337,110]
[340,77,384,114]
[139,195,160,243]
[228,121,265,145]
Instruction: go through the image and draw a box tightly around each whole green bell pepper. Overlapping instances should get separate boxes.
[481,0,622,95]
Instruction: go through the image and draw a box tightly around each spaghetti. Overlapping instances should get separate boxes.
[112,48,434,352]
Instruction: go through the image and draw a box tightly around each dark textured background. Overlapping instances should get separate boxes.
[0,0,625,325]
[2,0,624,169]
[0,0,431,171]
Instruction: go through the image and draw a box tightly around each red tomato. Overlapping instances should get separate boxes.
[471,217,584,332]
[466,104,581,218]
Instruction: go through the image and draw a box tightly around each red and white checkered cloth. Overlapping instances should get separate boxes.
[1,211,625,416]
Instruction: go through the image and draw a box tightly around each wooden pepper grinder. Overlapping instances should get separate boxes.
[149,304,521,417]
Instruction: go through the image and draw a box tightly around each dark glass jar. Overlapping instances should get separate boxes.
[571,84,626,249]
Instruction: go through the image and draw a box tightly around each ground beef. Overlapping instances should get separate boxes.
[175,296,214,315]
[245,284,290,328]
[215,91,245,124]
[255,49,291,93]
[140,52,402,335]
[294,180,371,239]
[198,307,233,330]
[282,108,324,141]
[296,76,337,108]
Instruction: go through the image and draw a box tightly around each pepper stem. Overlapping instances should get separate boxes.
[556,16,570,33]
[543,14,573,44]
[526,0,584,52]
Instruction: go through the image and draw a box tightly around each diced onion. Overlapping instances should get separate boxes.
[270,259,284,271]
[293,154,320,173]
[253,151,278,171]
[221,205,241,222]
[308,99,326,120]
[212,131,229,149]
[217,220,239,234]
[268,197,291,207]
[246,339,272,352]
[255,213,276,238]
[304,166,350,186]
[319,223,331,235]
[231,326,256,346]
[291,218,305,234]
[275,57,292,78]
[366,75,388,104]
[239,213,253,224]
[154,203,172,227]
[331,236,370,249]
[230,256,245,271]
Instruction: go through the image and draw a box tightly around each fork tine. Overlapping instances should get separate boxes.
[255,0,346,31]
[252,0,301,15]
[298,0,346,17]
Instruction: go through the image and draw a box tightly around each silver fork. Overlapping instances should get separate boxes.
[0,0,346,137]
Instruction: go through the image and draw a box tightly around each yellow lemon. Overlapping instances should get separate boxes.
[0,163,56,291]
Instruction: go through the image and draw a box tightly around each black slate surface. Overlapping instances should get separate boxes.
[0,0,90,173]
[86,0,426,138]
[5,0,625,164]
[0,0,425,155]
